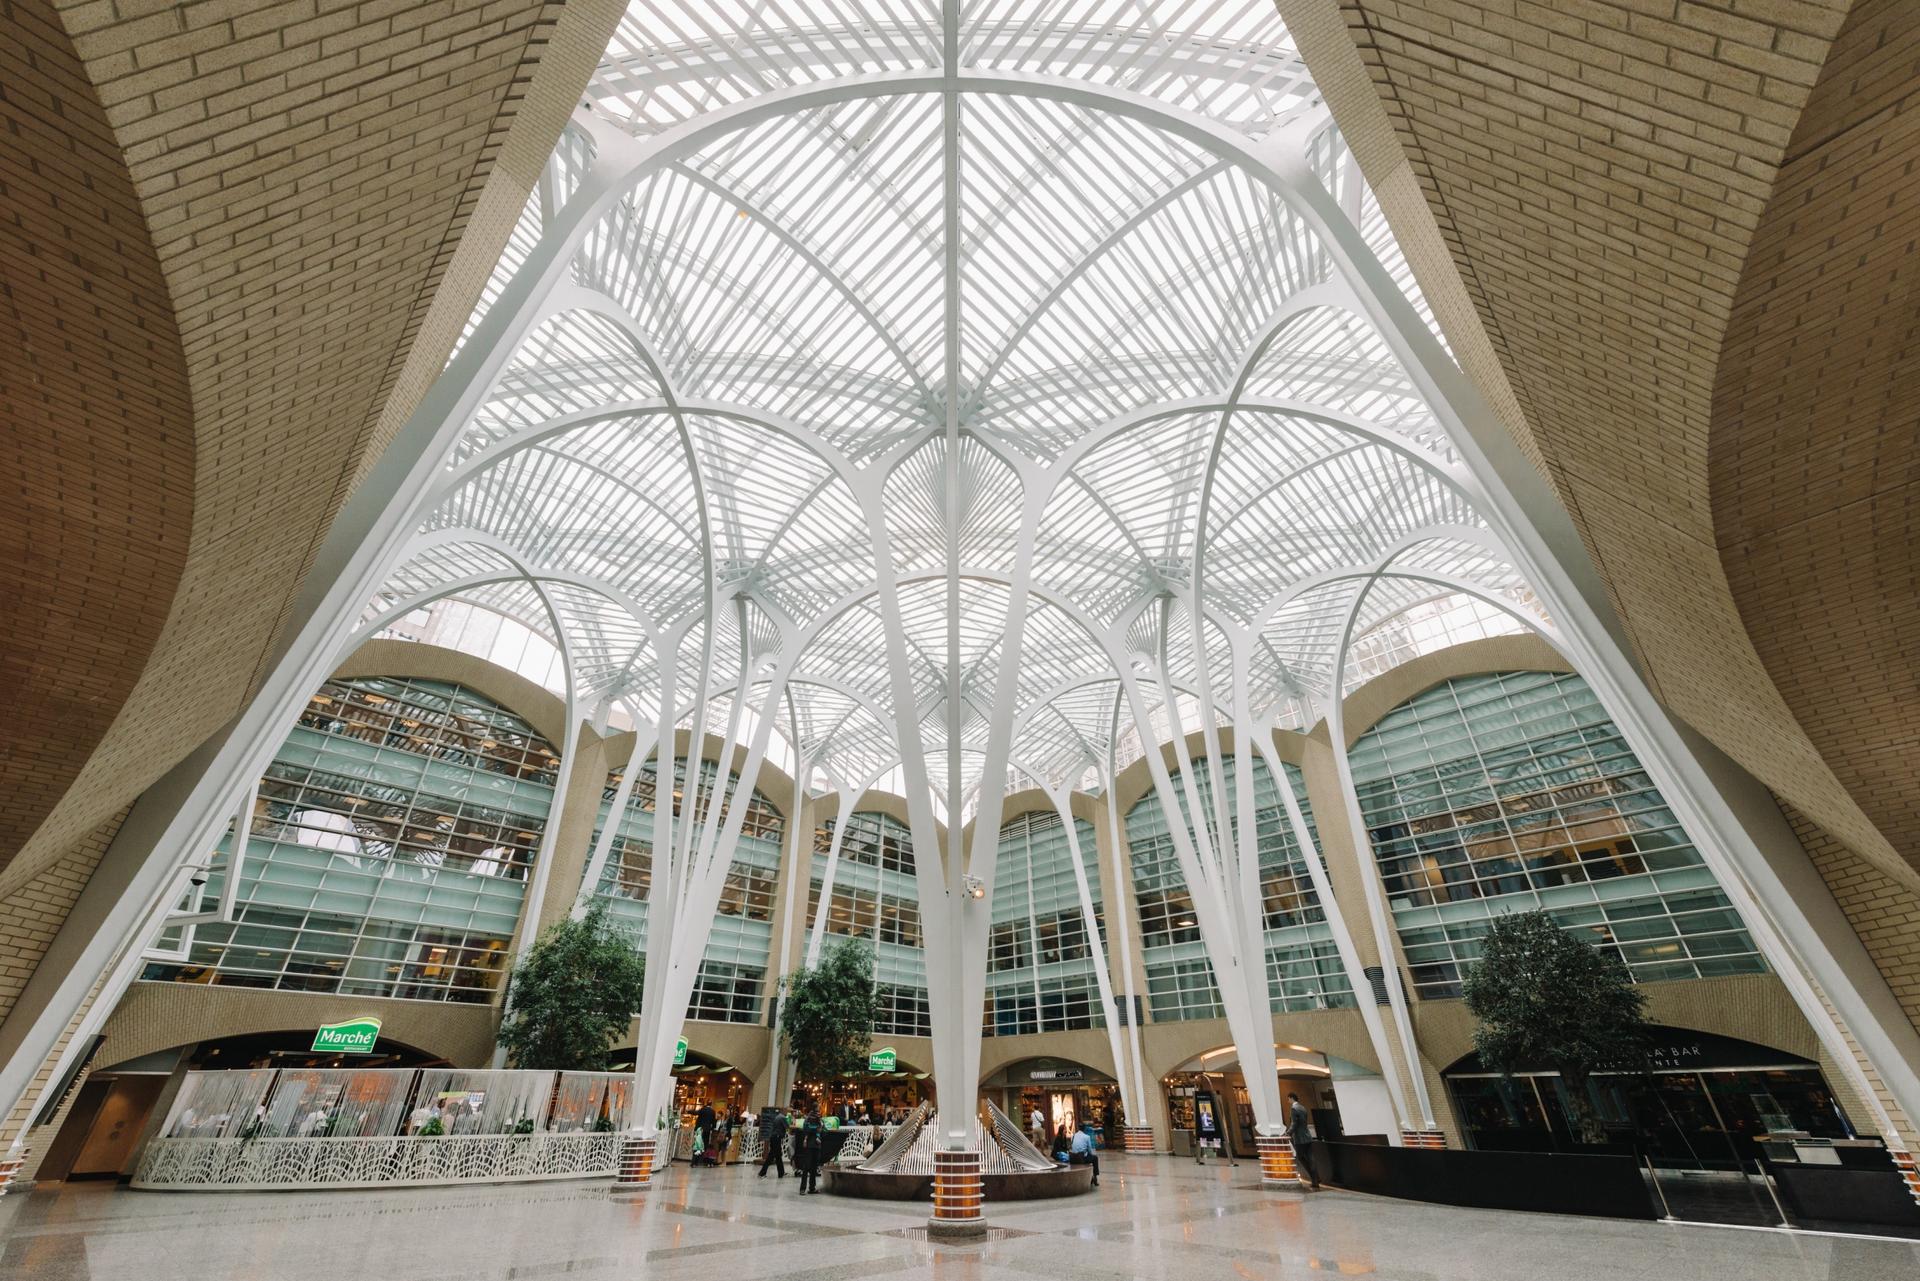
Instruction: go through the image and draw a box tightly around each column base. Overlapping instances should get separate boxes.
[925,1217,991,1241]
[1400,1128,1446,1150]
[1255,1134,1302,1187]
[610,1135,657,1196]
[928,1149,985,1237]
[1122,1125,1157,1154]
[1894,1148,1920,1209]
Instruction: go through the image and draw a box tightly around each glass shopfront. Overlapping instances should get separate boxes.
[1445,1027,1854,1165]
[790,1060,931,1122]
[1162,1050,1337,1157]
[980,1058,1121,1146]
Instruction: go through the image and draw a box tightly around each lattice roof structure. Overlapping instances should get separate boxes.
[359,0,1550,820]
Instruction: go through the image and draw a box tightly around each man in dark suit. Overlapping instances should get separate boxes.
[1287,1092,1320,1189]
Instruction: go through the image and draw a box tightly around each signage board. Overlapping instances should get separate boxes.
[1029,1068,1084,1081]
[674,1036,689,1067]
[311,1016,382,1055]
[868,1046,897,1073]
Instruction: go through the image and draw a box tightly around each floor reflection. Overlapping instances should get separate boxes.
[0,1154,1915,1281]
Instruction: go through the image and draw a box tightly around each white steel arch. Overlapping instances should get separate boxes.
[14,3,1920,1185]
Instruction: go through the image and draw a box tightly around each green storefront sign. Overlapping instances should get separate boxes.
[674,1036,688,1067]
[311,1016,382,1055]
[867,1046,897,1073]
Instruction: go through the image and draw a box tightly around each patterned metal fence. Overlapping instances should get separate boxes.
[134,1133,622,1190]
[133,1067,630,1190]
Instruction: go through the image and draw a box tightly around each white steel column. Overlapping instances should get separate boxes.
[1248,724,1413,1129]
[1042,781,1138,1126]
[1098,750,1152,1126]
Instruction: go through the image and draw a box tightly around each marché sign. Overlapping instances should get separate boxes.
[867,1046,897,1073]
[311,1016,382,1055]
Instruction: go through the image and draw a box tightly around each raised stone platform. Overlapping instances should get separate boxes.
[819,1100,1096,1205]
[822,1163,1094,1201]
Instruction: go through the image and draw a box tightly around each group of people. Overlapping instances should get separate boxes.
[753,1103,828,1193]
[1030,1106,1103,1187]
[689,1102,750,1166]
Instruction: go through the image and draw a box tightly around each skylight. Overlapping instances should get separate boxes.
[369,1,1549,816]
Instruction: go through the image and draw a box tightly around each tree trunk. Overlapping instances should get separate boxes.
[1560,1070,1605,1145]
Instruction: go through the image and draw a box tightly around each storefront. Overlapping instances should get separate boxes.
[1444,1027,1855,1164]
[668,1055,752,1124]
[790,1055,931,1122]
[1162,1047,1337,1157]
[980,1057,1121,1146]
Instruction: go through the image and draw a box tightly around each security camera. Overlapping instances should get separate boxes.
[188,872,208,888]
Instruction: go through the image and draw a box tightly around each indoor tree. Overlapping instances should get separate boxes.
[779,938,879,1088]
[1461,909,1650,1145]
[497,899,647,1071]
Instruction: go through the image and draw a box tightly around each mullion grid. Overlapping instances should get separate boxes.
[1126,751,1340,1018]
[811,811,929,1035]
[984,811,1103,1036]
[1350,671,1766,997]
[584,755,785,1022]
[149,678,561,1003]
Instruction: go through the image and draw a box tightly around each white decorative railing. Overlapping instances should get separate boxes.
[133,1132,622,1190]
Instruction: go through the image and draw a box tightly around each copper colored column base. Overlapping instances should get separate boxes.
[610,1135,657,1197]
[928,1149,986,1237]
[1255,1134,1302,1187]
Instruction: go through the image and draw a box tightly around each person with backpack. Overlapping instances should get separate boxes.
[757,1106,788,1178]
[795,1106,824,1194]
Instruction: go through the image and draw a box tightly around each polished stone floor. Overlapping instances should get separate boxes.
[4,1155,1918,1281]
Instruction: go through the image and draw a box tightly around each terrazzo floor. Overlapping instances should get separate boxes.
[3,1153,1917,1280]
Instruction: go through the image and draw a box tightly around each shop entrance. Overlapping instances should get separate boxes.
[1444,1027,1862,1227]
[32,1030,446,1186]
[979,1057,1120,1148]
[791,1057,931,1124]
[1162,1045,1336,1159]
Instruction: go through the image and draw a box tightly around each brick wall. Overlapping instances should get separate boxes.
[1,0,583,899]
[0,0,194,871]
[1711,0,1920,868]
[0,811,125,1029]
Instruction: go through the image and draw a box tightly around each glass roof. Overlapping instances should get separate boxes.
[362,1,1548,818]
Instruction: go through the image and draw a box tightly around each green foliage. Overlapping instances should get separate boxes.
[1462,909,1650,1143]
[497,899,647,1071]
[419,1117,445,1137]
[780,938,879,1084]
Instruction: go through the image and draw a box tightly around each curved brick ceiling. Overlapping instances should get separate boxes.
[0,0,628,897]
[1711,0,1920,875]
[1279,0,1916,886]
[0,0,193,870]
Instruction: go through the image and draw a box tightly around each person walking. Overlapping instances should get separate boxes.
[694,1101,717,1167]
[1029,1103,1046,1148]
[795,1107,824,1194]
[1287,1092,1320,1189]
[757,1106,788,1178]
[1068,1120,1101,1187]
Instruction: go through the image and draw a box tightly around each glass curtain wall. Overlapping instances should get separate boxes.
[1123,755,1352,1020]
[587,755,785,1023]
[1348,670,1766,997]
[984,811,1106,1037]
[807,811,930,1037]
[143,677,559,1002]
